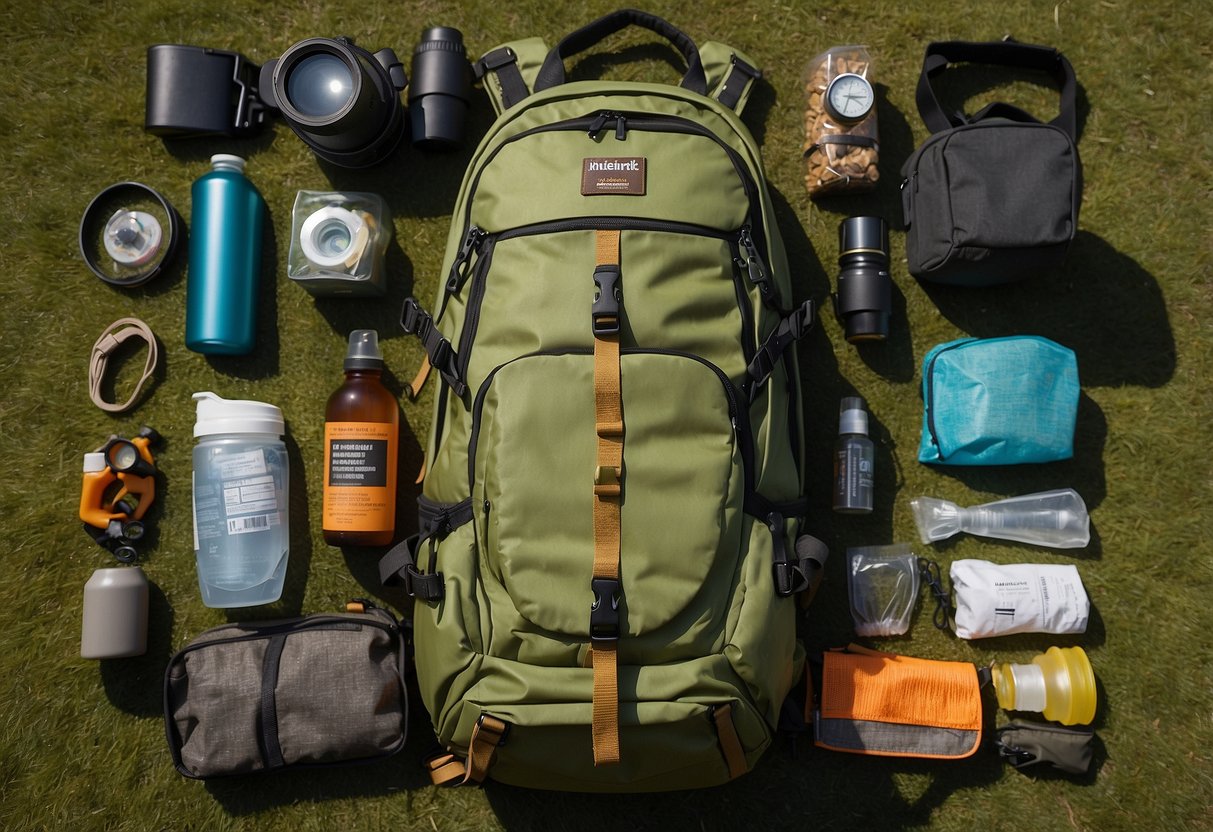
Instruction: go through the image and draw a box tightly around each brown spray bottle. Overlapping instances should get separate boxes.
[323,330,398,546]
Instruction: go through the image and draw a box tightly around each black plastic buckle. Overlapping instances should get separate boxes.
[400,297,425,335]
[592,266,622,336]
[772,560,810,598]
[474,46,517,80]
[405,564,445,603]
[590,577,621,642]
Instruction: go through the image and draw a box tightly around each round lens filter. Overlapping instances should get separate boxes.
[80,182,182,287]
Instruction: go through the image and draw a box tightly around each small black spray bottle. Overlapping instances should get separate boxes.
[833,396,874,514]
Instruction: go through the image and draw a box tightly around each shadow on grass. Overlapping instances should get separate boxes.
[483,738,1004,831]
[99,580,173,717]
[921,232,1174,389]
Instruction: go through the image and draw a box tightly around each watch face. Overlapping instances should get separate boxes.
[826,73,874,122]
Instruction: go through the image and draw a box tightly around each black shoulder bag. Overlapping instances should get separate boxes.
[901,40,1082,287]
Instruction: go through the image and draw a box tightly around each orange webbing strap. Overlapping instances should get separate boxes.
[590,229,623,767]
[712,704,748,779]
[424,752,467,786]
[424,715,510,786]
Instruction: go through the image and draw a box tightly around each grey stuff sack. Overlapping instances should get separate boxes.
[901,40,1082,287]
[164,603,407,779]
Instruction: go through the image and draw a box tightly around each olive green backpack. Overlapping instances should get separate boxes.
[383,9,821,791]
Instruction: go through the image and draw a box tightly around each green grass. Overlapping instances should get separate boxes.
[2,0,1211,829]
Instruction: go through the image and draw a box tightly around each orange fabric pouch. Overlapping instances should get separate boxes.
[814,645,983,759]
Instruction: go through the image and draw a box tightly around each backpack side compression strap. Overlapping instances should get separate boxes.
[590,229,624,767]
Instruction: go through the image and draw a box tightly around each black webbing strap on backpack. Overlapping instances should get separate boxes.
[916,39,1078,139]
[746,299,814,400]
[745,493,819,597]
[532,8,708,96]
[474,47,529,109]
[379,497,474,601]
[400,297,467,398]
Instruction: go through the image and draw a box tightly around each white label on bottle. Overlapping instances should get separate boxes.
[217,449,268,480]
[226,513,281,536]
[221,474,279,517]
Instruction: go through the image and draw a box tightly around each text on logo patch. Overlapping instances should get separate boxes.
[582,157,646,196]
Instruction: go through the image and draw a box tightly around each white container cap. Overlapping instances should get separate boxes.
[210,154,247,172]
[193,391,284,438]
[83,452,107,473]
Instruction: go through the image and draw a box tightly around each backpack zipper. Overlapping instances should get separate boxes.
[447,108,774,305]
[451,217,761,387]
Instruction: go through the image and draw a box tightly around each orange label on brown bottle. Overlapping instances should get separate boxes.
[322,421,397,532]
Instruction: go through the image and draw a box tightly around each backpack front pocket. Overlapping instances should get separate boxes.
[470,350,746,661]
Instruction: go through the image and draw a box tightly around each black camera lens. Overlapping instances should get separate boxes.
[260,37,407,168]
[286,54,355,116]
[835,216,891,343]
[408,27,472,149]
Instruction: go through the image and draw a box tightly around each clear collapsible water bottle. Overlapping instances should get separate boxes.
[191,392,289,607]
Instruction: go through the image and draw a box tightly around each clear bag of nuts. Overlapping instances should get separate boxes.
[803,45,879,198]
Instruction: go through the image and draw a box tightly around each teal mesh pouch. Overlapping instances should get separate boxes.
[918,336,1079,466]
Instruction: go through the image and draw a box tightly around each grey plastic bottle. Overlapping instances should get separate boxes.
[191,392,289,607]
[185,155,264,355]
[81,566,149,658]
[833,396,874,514]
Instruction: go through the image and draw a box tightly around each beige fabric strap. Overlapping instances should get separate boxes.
[713,703,749,779]
[590,229,623,767]
[404,355,432,400]
[88,317,159,413]
[422,714,509,787]
[424,752,467,786]
[463,714,508,784]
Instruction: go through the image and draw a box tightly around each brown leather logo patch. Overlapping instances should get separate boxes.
[581,157,646,196]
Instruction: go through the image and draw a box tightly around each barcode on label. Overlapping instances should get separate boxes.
[227,513,276,535]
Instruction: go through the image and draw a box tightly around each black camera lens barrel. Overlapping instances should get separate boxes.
[408,27,472,149]
[259,37,407,168]
[835,216,892,343]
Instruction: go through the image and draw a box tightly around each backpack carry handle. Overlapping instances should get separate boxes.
[915,39,1078,140]
[533,8,708,96]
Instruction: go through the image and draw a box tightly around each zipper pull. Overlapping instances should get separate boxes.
[615,114,628,141]
[446,226,484,293]
[739,227,778,306]
[587,111,611,138]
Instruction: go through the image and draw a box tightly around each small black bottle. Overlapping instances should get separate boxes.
[833,396,874,514]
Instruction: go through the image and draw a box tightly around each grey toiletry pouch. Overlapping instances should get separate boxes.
[164,602,407,779]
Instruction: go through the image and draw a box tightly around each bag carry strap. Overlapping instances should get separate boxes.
[916,39,1078,140]
[533,8,708,96]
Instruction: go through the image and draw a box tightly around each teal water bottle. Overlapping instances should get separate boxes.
[186,155,265,355]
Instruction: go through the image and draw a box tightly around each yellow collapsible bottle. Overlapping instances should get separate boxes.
[992,646,1097,726]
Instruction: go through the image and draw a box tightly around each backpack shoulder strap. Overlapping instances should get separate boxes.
[474,37,550,117]
[700,41,762,116]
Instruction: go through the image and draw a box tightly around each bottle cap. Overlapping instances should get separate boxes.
[343,329,384,370]
[193,391,284,437]
[210,154,247,173]
[839,396,869,436]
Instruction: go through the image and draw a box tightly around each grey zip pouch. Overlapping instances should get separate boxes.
[164,603,407,779]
